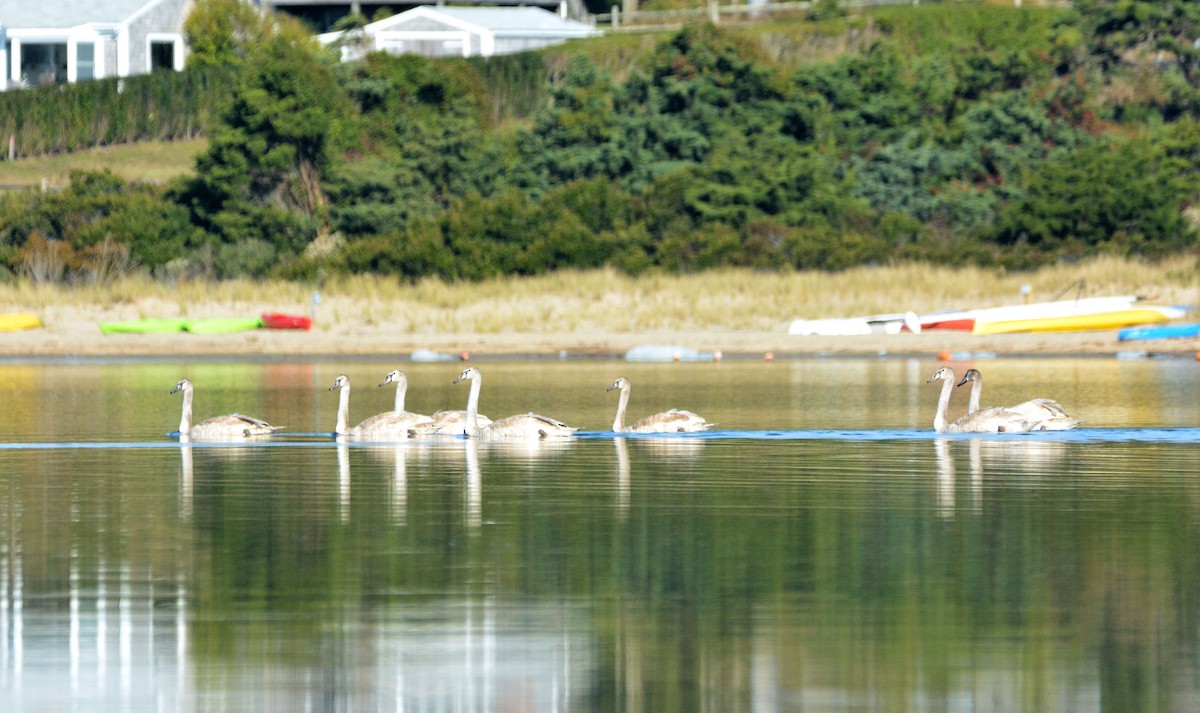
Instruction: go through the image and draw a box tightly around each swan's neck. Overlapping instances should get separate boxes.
[465,376,482,436]
[967,379,981,414]
[612,386,630,432]
[179,387,194,435]
[336,383,351,435]
[934,378,954,433]
[394,380,406,412]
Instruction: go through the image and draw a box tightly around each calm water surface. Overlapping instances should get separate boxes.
[1,358,1198,712]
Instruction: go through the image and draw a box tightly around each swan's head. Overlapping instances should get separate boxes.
[329,374,349,392]
[607,377,630,393]
[379,370,406,387]
[453,367,480,385]
[926,367,955,384]
[956,368,981,388]
[171,378,192,395]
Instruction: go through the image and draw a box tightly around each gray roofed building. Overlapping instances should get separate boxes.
[0,0,191,91]
[318,5,601,61]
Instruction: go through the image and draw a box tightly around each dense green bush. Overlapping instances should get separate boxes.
[0,170,200,275]
[3,3,1199,284]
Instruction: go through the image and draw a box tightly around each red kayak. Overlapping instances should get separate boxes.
[261,312,312,330]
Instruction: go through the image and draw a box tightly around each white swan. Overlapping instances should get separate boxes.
[377,369,491,436]
[926,367,1033,434]
[171,378,278,440]
[606,376,713,433]
[956,368,1078,431]
[329,374,433,439]
[452,367,578,440]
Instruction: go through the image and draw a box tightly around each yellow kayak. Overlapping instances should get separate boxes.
[973,307,1180,335]
[0,313,41,332]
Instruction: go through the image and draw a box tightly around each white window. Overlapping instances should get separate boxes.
[76,42,95,80]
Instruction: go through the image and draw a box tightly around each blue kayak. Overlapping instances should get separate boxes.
[1118,322,1200,341]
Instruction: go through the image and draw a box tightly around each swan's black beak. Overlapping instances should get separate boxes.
[607,384,619,392]
[170,384,183,394]
[955,377,969,388]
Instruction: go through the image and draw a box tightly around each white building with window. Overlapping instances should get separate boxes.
[0,0,190,92]
[318,6,601,61]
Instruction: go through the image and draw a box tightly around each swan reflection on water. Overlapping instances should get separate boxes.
[615,438,630,519]
[361,443,411,526]
[179,442,193,523]
[633,436,706,460]
[934,437,1073,517]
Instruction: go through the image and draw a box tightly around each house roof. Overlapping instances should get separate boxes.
[0,0,160,29]
[365,6,598,38]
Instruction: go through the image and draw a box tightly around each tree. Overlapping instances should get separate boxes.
[1074,0,1200,85]
[179,34,348,273]
[184,0,271,69]
[994,136,1195,263]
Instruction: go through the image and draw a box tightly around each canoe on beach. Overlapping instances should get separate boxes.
[99,318,191,334]
[99,317,264,334]
[973,306,1186,335]
[0,313,42,332]
[261,312,312,330]
[1118,322,1200,341]
[946,295,1142,333]
[183,317,264,334]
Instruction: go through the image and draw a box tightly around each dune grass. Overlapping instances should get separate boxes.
[2,256,1195,334]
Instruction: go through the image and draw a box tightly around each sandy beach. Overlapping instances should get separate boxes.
[3,299,1198,360]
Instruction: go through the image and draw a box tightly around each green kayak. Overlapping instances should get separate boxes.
[99,317,264,334]
[183,317,264,334]
[99,318,190,334]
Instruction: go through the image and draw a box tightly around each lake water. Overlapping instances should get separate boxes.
[1,357,1198,712]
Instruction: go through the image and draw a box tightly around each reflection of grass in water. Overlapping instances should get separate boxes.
[1,256,1195,333]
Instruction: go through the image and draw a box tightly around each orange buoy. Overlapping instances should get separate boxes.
[764,352,775,362]
[460,351,471,361]
[937,350,952,362]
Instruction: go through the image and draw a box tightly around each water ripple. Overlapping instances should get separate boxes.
[2,427,1199,450]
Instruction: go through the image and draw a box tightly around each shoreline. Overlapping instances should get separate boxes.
[3,321,1198,361]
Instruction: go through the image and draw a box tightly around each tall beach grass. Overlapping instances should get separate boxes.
[1,256,1196,334]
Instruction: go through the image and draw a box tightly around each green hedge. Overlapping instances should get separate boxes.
[0,66,234,157]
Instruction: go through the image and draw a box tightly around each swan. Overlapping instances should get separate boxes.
[452,367,578,440]
[377,369,491,436]
[379,369,419,412]
[329,374,433,439]
[606,377,713,433]
[171,378,279,440]
[926,367,1033,434]
[956,368,1078,431]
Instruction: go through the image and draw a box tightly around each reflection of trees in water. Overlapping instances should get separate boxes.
[4,435,1200,710]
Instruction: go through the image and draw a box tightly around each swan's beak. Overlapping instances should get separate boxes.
[170,384,183,394]
[925,376,938,383]
[607,383,619,392]
[453,373,468,384]
[955,377,969,387]
[328,382,339,391]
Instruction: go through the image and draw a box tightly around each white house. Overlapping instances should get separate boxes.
[0,0,191,92]
[318,6,601,61]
